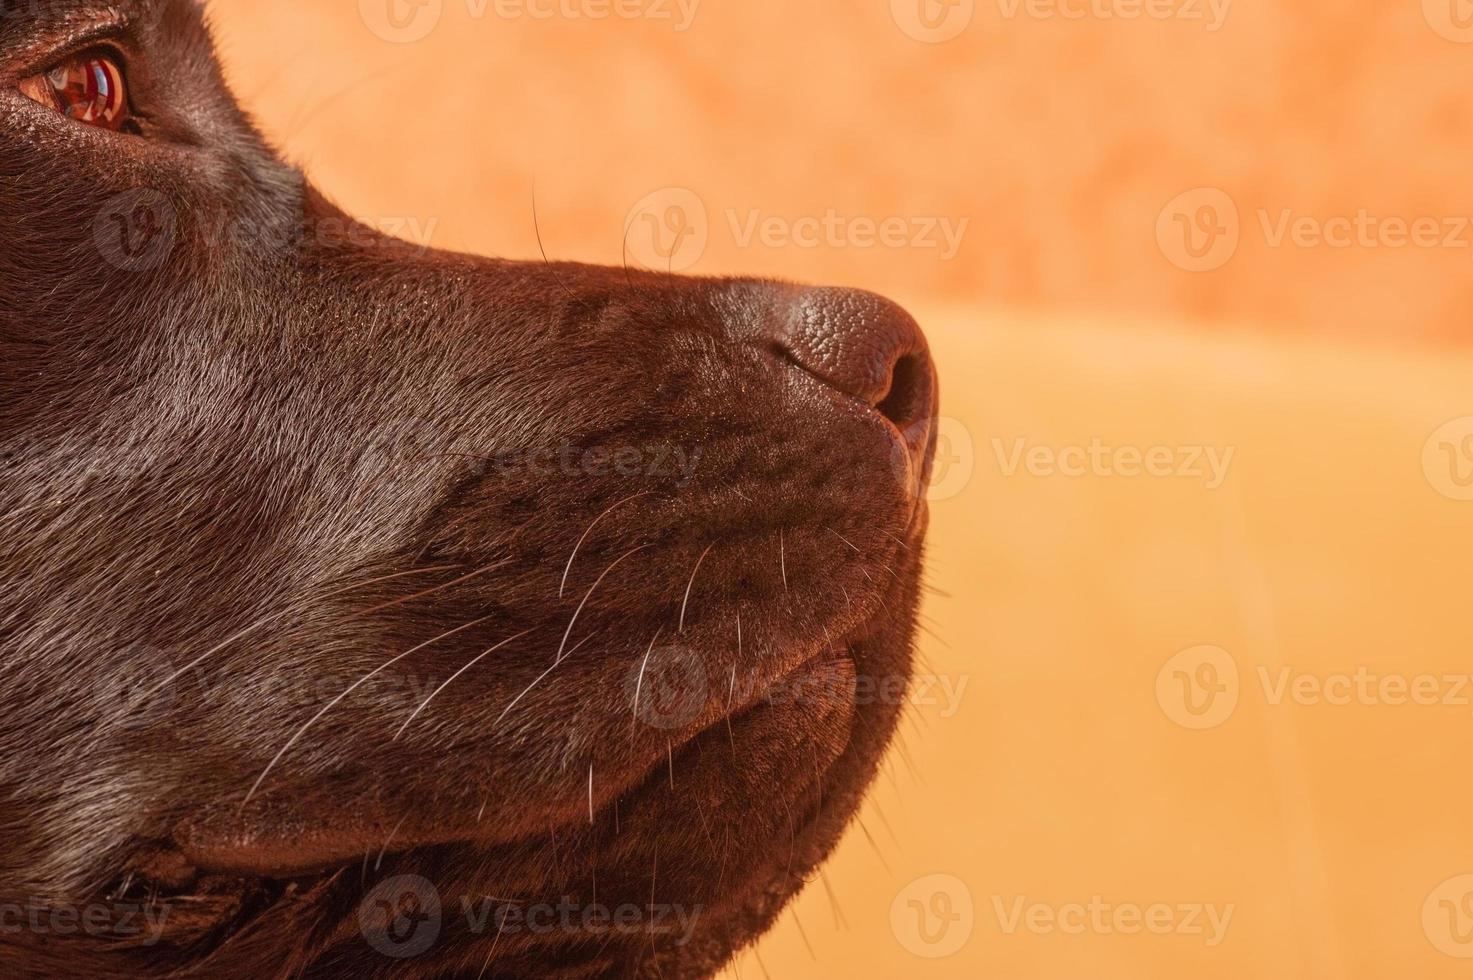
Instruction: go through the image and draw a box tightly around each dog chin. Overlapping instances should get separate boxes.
[161,578,918,979]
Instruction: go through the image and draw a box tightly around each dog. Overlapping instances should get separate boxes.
[0,2,939,976]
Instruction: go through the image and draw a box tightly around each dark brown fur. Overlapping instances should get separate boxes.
[0,2,939,976]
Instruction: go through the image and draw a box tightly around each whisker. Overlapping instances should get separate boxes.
[621,216,637,291]
[559,491,651,598]
[631,628,664,729]
[362,558,511,615]
[532,183,574,300]
[493,631,600,726]
[131,564,460,709]
[394,629,535,740]
[791,907,816,961]
[375,812,410,871]
[856,817,892,874]
[242,614,495,806]
[827,527,862,554]
[779,531,789,594]
[678,543,715,633]
[476,913,509,980]
[819,867,849,931]
[557,545,652,663]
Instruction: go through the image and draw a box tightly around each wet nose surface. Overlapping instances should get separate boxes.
[779,287,936,430]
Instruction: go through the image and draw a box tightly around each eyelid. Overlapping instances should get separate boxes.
[6,15,130,76]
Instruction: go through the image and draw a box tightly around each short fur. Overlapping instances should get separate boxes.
[0,2,939,976]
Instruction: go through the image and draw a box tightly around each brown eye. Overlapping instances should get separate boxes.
[19,52,133,132]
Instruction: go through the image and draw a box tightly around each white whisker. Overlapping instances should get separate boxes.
[135,565,458,710]
[678,543,714,633]
[394,629,534,740]
[556,545,651,663]
[631,628,664,727]
[558,491,651,598]
[493,631,599,726]
[779,531,789,594]
[242,613,494,806]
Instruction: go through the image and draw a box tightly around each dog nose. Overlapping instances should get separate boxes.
[778,287,936,431]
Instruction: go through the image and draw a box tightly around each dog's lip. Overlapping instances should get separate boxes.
[174,637,867,882]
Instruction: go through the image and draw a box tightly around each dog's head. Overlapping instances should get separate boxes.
[0,2,938,976]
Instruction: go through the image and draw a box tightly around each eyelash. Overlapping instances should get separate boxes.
[17,48,138,134]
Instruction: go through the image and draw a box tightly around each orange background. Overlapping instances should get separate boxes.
[209,1,1473,976]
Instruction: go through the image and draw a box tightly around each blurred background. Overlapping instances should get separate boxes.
[208,1,1473,977]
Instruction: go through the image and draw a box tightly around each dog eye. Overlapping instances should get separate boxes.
[18,51,133,132]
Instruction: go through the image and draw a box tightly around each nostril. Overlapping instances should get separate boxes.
[775,286,934,427]
[876,351,932,429]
